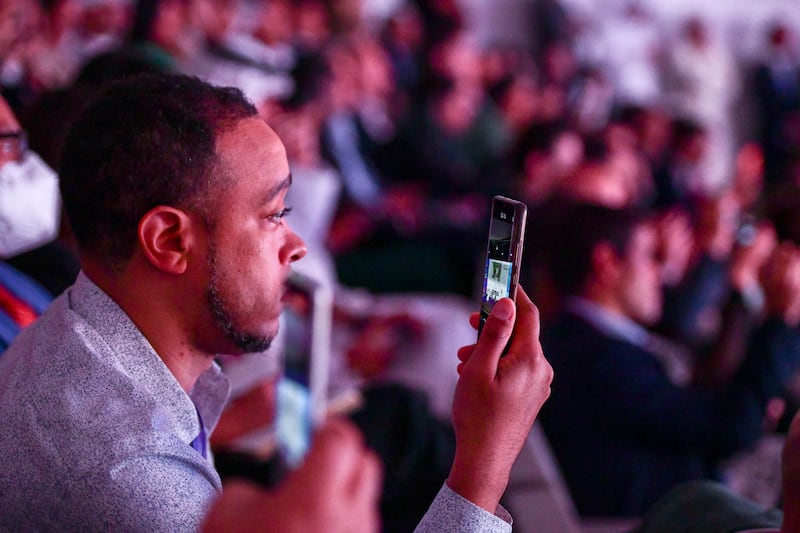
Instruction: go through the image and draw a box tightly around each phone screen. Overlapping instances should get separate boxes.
[479,197,526,335]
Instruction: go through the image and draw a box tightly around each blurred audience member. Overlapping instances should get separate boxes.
[651,117,709,207]
[0,92,78,296]
[593,0,663,107]
[128,0,199,70]
[241,0,297,72]
[538,40,578,115]
[570,66,615,134]
[321,37,385,209]
[488,64,541,141]
[0,0,42,106]
[619,104,674,181]
[380,2,425,96]
[181,0,293,106]
[27,0,129,91]
[658,193,742,347]
[294,0,333,53]
[662,16,740,194]
[394,76,510,199]
[539,202,800,517]
[753,22,800,186]
[514,121,584,206]
[556,137,639,208]
[529,0,573,58]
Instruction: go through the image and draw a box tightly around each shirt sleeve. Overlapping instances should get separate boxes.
[414,483,512,533]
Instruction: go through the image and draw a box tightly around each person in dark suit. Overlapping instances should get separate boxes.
[538,202,800,517]
[753,22,800,186]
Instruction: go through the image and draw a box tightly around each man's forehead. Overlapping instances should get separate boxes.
[213,117,290,198]
[217,116,285,157]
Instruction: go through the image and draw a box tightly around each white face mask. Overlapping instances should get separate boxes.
[0,152,61,258]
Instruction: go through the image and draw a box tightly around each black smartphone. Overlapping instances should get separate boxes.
[478,196,528,338]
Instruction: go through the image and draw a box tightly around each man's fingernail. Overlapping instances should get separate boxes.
[494,301,513,320]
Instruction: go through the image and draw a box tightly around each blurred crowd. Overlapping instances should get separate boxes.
[0,0,791,284]
[2,0,800,295]
[3,0,800,526]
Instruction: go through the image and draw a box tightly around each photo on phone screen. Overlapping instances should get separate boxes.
[275,271,332,465]
[479,196,527,337]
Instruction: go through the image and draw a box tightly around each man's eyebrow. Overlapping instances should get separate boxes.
[262,173,293,204]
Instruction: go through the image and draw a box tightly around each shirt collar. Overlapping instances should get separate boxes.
[68,272,229,444]
[565,297,650,347]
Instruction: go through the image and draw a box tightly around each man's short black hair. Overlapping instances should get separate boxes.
[547,202,651,296]
[59,73,258,270]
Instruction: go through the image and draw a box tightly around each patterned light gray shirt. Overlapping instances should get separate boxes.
[0,273,512,533]
[415,484,512,533]
[0,273,230,532]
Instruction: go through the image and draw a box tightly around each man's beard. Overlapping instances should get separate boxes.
[205,246,274,353]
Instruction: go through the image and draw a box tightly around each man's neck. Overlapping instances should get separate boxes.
[145,334,216,393]
[82,260,214,393]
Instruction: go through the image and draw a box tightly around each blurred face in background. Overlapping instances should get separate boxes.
[326,43,360,110]
[255,0,293,45]
[0,0,36,59]
[79,1,131,39]
[151,0,200,59]
[295,0,331,50]
[541,42,577,86]
[356,37,393,101]
[614,222,663,325]
[385,5,424,52]
[560,162,631,208]
[520,129,583,204]
[550,130,584,176]
[273,105,322,168]
[497,72,540,134]
[194,0,237,44]
[329,0,362,34]
[429,31,483,88]
[637,109,672,160]
[433,83,481,135]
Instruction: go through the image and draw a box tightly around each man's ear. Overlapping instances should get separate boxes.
[591,241,622,286]
[137,206,198,274]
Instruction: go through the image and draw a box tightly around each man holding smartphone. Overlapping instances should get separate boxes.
[0,73,552,532]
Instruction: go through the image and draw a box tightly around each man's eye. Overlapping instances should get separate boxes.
[267,207,293,224]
